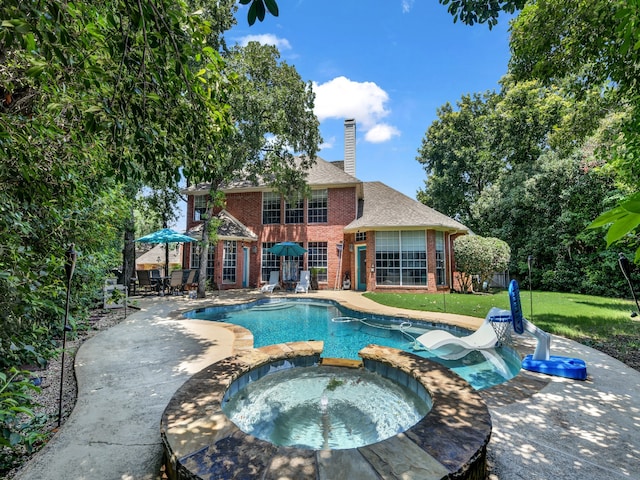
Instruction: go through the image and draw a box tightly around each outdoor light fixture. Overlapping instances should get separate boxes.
[58,243,77,427]
[252,245,257,254]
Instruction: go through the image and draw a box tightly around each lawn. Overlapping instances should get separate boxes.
[363,290,640,369]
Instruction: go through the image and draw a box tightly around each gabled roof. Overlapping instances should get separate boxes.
[181,157,360,195]
[187,210,257,241]
[305,157,359,186]
[344,182,469,233]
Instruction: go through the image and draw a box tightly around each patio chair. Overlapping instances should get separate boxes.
[168,270,185,295]
[136,270,156,294]
[182,269,198,297]
[260,271,281,293]
[181,269,196,289]
[295,270,310,293]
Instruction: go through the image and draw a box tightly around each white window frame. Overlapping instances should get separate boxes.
[222,241,236,284]
[262,192,281,225]
[193,195,208,221]
[307,189,328,224]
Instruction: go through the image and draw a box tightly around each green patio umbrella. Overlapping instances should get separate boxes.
[135,228,195,276]
[268,242,307,282]
[268,242,307,257]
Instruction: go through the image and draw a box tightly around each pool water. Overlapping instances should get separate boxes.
[185,299,521,390]
[222,365,431,450]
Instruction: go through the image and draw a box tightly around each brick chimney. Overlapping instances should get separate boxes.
[344,118,356,177]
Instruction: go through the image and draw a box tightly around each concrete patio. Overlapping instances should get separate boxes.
[12,289,640,480]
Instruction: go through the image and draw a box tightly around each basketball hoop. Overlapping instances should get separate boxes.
[489,312,513,346]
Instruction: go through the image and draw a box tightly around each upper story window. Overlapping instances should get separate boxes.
[307,189,328,223]
[285,196,304,224]
[193,195,208,221]
[262,192,281,224]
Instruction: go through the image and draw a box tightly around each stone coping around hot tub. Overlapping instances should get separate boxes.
[161,342,492,480]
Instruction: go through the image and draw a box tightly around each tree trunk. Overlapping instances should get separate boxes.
[121,210,136,293]
[197,215,210,299]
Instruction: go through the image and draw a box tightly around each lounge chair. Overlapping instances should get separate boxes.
[415,312,499,357]
[260,271,281,293]
[295,270,310,293]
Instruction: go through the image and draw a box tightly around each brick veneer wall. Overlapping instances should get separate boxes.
[184,190,466,292]
[185,187,358,290]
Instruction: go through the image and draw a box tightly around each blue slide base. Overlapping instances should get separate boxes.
[522,355,587,380]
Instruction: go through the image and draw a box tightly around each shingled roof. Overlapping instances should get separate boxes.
[187,210,257,241]
[344,182,469,233]
[181,157,359,195]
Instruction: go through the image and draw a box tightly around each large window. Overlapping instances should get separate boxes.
[193,195,208,221]
[222,241,236,284]
[307,189,328,223]
[435,231,446,286]
[307,242,328,282]
[262,192,280,224]
[285,196,304,224]
[375,231,427,286]
[261,242,280,282]
[190,245,215,281]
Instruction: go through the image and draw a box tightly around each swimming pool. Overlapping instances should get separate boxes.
[184,298,521,390]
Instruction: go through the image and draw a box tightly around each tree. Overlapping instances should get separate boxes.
[507,0,640,261]
[184,41,321,297]
[0,1,237,456]
[453,235,511,292]
[238,0,528,29]
[416,92,503,229]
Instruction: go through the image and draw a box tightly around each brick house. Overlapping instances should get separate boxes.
[182,119,469,292]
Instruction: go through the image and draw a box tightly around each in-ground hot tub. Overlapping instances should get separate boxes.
[161,342,492,480]
[223,362,432,450]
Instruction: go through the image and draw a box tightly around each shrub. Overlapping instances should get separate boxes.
[454,235,511,292]
[0,368,48,472]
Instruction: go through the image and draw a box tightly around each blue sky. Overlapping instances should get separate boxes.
[230,0,513,199]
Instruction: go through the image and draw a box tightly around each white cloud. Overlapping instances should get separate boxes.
[319,136,335,150]
[313,76,400,143]
[402,0,415,13]
[365,124,401,143]
[237,34,292,51]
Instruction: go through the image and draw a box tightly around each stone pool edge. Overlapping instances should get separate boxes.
[160,341,492,480]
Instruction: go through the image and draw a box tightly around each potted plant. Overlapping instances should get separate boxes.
[310,267,319,290]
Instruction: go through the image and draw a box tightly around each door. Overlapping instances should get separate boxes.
[356,246,367,291]
[242,247,250,288]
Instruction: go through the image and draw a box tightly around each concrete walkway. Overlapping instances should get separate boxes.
[13,290,640,480]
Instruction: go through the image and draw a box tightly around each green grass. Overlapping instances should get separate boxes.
[363,290,640,343]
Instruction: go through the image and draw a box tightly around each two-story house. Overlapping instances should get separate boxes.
[182,119,469,293]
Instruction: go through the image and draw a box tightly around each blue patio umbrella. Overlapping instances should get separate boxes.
[136,228,195,276]
[268,242,307,257]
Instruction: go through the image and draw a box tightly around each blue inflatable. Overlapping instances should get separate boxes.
[508,280,588,381]
[508,280,525,335]
[522,355,587,381]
